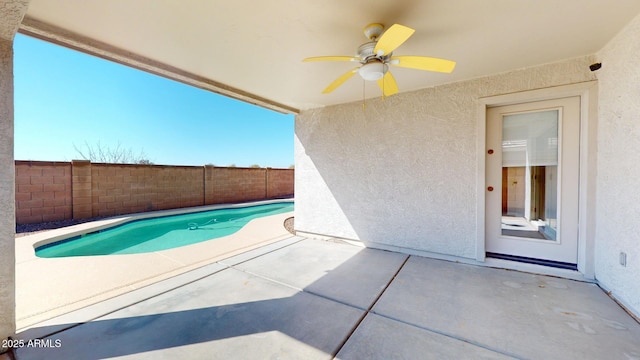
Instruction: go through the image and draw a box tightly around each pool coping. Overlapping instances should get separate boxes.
[15,198,294,330]
[18,198,294,262]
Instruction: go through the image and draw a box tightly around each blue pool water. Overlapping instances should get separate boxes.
[35,202,294,258]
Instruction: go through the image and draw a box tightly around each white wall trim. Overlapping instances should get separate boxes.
[475,103,487,261]
[476,81,598,278]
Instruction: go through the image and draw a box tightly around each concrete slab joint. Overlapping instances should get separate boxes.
[11,239,640,358]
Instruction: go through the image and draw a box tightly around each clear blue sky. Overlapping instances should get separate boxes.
[13,34,295,168]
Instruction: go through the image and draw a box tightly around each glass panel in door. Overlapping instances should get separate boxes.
[501,110,558,241]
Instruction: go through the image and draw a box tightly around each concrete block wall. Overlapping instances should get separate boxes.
[15,161,294,224]
[71,160,92,219]
[267,168,295,198]
[205,166,268,204]
[90,163,204,217]
[15,161,72,224]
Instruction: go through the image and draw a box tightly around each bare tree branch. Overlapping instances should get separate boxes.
[73,141,153,164]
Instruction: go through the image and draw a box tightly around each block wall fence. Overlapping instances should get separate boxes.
[15,160,294,224]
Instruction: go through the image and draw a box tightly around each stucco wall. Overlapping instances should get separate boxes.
[295,56,596,259]
[0,0,29,343]
[594,12,640,315]
[0,37,16,346]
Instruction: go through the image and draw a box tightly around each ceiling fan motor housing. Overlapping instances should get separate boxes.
[357,42,376,59]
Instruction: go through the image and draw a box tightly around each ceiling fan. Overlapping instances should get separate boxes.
[303,23,456,96]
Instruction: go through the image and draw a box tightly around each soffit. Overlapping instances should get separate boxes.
[22,0,640,112]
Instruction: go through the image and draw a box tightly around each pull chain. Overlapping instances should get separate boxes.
[362,79,366,110]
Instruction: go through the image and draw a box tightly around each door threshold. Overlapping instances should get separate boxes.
[486,252,577,271]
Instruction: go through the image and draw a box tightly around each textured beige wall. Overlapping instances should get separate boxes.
[0,1,28,41]
[0,37,16,347]
[295,56,596,259]
[0,0,29,343]
[594,12,640,315]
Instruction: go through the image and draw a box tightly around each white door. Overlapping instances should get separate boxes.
[485,97,580,266]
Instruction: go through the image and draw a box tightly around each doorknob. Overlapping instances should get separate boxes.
[487,186,494,191]
[487,149,494,154]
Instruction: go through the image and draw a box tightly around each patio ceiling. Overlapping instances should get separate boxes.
[20,0,640,113]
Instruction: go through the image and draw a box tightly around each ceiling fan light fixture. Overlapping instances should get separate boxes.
[358,61,388,81]
[303,22,456,95]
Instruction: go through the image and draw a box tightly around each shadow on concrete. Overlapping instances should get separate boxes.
[19,295,355,359]
[16,244,397,359]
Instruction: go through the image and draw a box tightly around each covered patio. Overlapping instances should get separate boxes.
[3,1,640,357]
[11,236,640,359]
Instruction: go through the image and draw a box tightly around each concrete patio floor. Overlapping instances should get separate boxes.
[11,237,640,359]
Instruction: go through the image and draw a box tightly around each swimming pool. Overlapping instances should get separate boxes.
[35,202,294,258]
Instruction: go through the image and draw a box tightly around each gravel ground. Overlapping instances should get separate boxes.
[15,216,110,237]
[284,216,294,235]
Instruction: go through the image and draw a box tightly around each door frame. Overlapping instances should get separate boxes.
[476,82,598,279]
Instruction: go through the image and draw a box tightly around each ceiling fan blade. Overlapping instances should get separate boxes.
[373,24,415,56]
[322,68,359,94]
[389,56,456,73]
[303,56,359,62]
[377,71,399,97]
